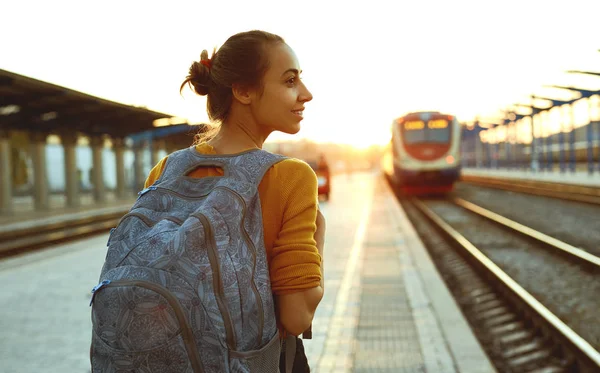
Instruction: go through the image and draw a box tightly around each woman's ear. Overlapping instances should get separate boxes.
[232,83,253,105]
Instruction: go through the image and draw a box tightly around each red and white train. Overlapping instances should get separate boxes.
[382,111,462,195]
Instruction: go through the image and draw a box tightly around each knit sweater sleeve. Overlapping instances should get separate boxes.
[268,158,322,295]
[144,156,168,188]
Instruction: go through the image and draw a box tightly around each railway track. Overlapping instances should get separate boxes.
[398,192,600,373]
[0,208,128,258]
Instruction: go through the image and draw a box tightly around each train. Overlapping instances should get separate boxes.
[382,111,462,195]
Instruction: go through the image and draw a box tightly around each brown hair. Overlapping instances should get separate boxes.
[181,30,285,133]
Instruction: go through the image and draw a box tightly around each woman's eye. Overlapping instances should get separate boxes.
[286,77,296,85]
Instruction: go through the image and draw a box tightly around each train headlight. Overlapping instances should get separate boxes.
[445,155,455,165]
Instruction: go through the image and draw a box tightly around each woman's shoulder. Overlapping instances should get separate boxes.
[261,156,318,204]
[269,156,317,179]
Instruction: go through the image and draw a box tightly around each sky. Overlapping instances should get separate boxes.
[2,0,599,148]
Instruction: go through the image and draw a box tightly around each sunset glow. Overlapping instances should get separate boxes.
[2,0,599,148]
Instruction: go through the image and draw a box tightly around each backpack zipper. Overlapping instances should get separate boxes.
[195,213,237,351]
[137,185,158,199]
[91,279,205,373]
[90,280,111,306]
[215,187,265,347]
[116,212,155,228]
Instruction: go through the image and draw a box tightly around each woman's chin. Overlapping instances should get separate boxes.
[279,123,301,135]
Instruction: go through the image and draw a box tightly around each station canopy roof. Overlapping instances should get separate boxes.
[0,69,183,138]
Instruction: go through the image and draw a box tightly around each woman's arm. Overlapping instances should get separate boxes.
[276,208,325,336]
[272,165,326,335]
[315,208,325,289]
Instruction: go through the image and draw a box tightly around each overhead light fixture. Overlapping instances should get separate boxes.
[41,111,58,121]
[0,105,20,116]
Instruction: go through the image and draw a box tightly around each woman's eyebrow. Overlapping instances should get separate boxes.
[281,68,301,77]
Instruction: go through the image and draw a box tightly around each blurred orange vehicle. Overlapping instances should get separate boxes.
[307,154,331,200]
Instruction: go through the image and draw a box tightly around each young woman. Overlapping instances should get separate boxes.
[144,30,325,370]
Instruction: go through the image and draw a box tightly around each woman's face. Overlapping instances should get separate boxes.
[250,43,313,135]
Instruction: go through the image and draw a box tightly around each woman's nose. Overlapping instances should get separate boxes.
[300,84,313,103]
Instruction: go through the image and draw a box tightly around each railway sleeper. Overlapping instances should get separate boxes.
[500,329,534,346]
[509,349,554,371]
[525,365,567,373]
[471,292,498,305]
[489,321,525,337]
[502,339,544,358]
[482,312,518,328]
[475,306,510,321]
[471,299,505,313]
[467,287,493,298]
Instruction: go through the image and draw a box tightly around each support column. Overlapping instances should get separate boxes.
[0,130,13,214]
[30,132,49,210]
[475,131,483,168]
[91,136,107,203]
[568,104,576,173]
[491,125,498,169]
[545,111,553,172]
[133,142,146,193]
[559,106,566,173]
[61,132,80,207]
[506,122,513,169]
[530,113,539,172]
[597,99,600,174]
[151,138,164,166]
[113,138,128,199]
[587,100,595,174]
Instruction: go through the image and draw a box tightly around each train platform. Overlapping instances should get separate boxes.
[305,174,495,373]
[461,167,600,187]
[0,172,496,373]
[0,193,134,235]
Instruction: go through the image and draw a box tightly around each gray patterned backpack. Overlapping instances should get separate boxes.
[90,147,288,373]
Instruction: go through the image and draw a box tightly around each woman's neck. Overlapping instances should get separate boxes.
[207,117,268,155]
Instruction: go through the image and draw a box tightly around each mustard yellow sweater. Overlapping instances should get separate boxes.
[144,143,322,295]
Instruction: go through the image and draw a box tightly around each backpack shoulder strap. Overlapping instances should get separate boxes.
[224,149,288,186]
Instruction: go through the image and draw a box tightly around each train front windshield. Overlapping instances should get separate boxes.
[401,118,451,144]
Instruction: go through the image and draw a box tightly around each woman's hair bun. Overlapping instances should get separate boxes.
[181,49,212,96]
